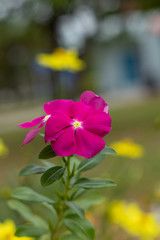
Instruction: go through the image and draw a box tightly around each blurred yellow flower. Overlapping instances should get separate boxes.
[110,138,144,158]
[109,201,159,240]
[0,220,34,240]
[0,138,9,157]
[36,48,85,72]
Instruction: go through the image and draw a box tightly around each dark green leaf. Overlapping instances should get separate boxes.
[41,166,65,186]
[100,146,116,155]
[12,187,54,204]
[39,145,56,159]
[63,214,95,240]
[65,201,85,219]
[15,225,48,237]
[78,154,105,173]
[75,178,116,189]
[19,164,49,176]
[8,200,48,229]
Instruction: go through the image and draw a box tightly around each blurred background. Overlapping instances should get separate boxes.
[0,0,160,239]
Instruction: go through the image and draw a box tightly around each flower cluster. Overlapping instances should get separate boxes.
[36,48,85,72]
[110,138,144,158]
[19,91,111,159]
[0,219,33,240]
[109,201,159,240]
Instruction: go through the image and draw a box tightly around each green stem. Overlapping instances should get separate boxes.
[51,156,72,240]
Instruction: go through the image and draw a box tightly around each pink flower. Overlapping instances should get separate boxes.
[80,91,109,113]
[19,91,111,159]
[18,100,73,146]
[45,100,111,159]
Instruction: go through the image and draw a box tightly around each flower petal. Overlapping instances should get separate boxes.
[75,128,105,159]
[43,99,73,115]
[80,91,109,113]
[51,127,76,156]
[70,101,92,121]
[18,116,45,128]
[83,110,112,137]
[22,122,45,146]
[45,111,72,142]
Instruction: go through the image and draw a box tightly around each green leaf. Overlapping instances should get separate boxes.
[12,187,54,204]
[75,178,116,189]
[61,234,82,240]
[41,160,55,168]
[78,154,105,173]
[19,164,49,176]
[8,200,48,229]
[41,166,65,186]
[71,189,86,200]
[15,225,48,237]
[65,201,85,219]
[100,146,116,155]
[63,214,95,240]
[75,195,105,210]
[39,145,57,159]
[41,202,58,224]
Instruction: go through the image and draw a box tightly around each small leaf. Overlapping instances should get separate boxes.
[65,201,85,219]
[75,178,116,189]
[8,200,48,229]
[39,145,57,159]
[20,164,49,176]
[41,160,55,168]
[41,166,65,186]
[100,146,116,155]
[15,225,48,237]
[63,214,95,240]
[75,195,105,210]
[71,189,86,200]
[12,187,54,204]
[78,154,105,173]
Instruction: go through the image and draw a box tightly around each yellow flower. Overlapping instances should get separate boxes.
[0,220,34,240]
[110,138,144,158]
[36,48,85,72]
[0,138,9,157]
[109,201,159,240]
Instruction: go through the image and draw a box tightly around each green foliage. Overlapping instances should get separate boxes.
[39,145,57,159]
[100,146,117,155]
[9,145,116,239]
[75,194,105,210]
[61,234,82,240]
[15,225,48,238]
[8,200,48,229]
[65,201,85,219]
[75,178,116,189]
[78,154,105,173]
[41,166,65,186]
[19,164,49,176]
[63,214,95,240]
[12,187,54,204]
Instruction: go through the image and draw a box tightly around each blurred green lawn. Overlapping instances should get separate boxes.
[1,96,160,203]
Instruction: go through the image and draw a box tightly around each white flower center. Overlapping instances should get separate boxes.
[73,120,82,129]
[43,115,51,122]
